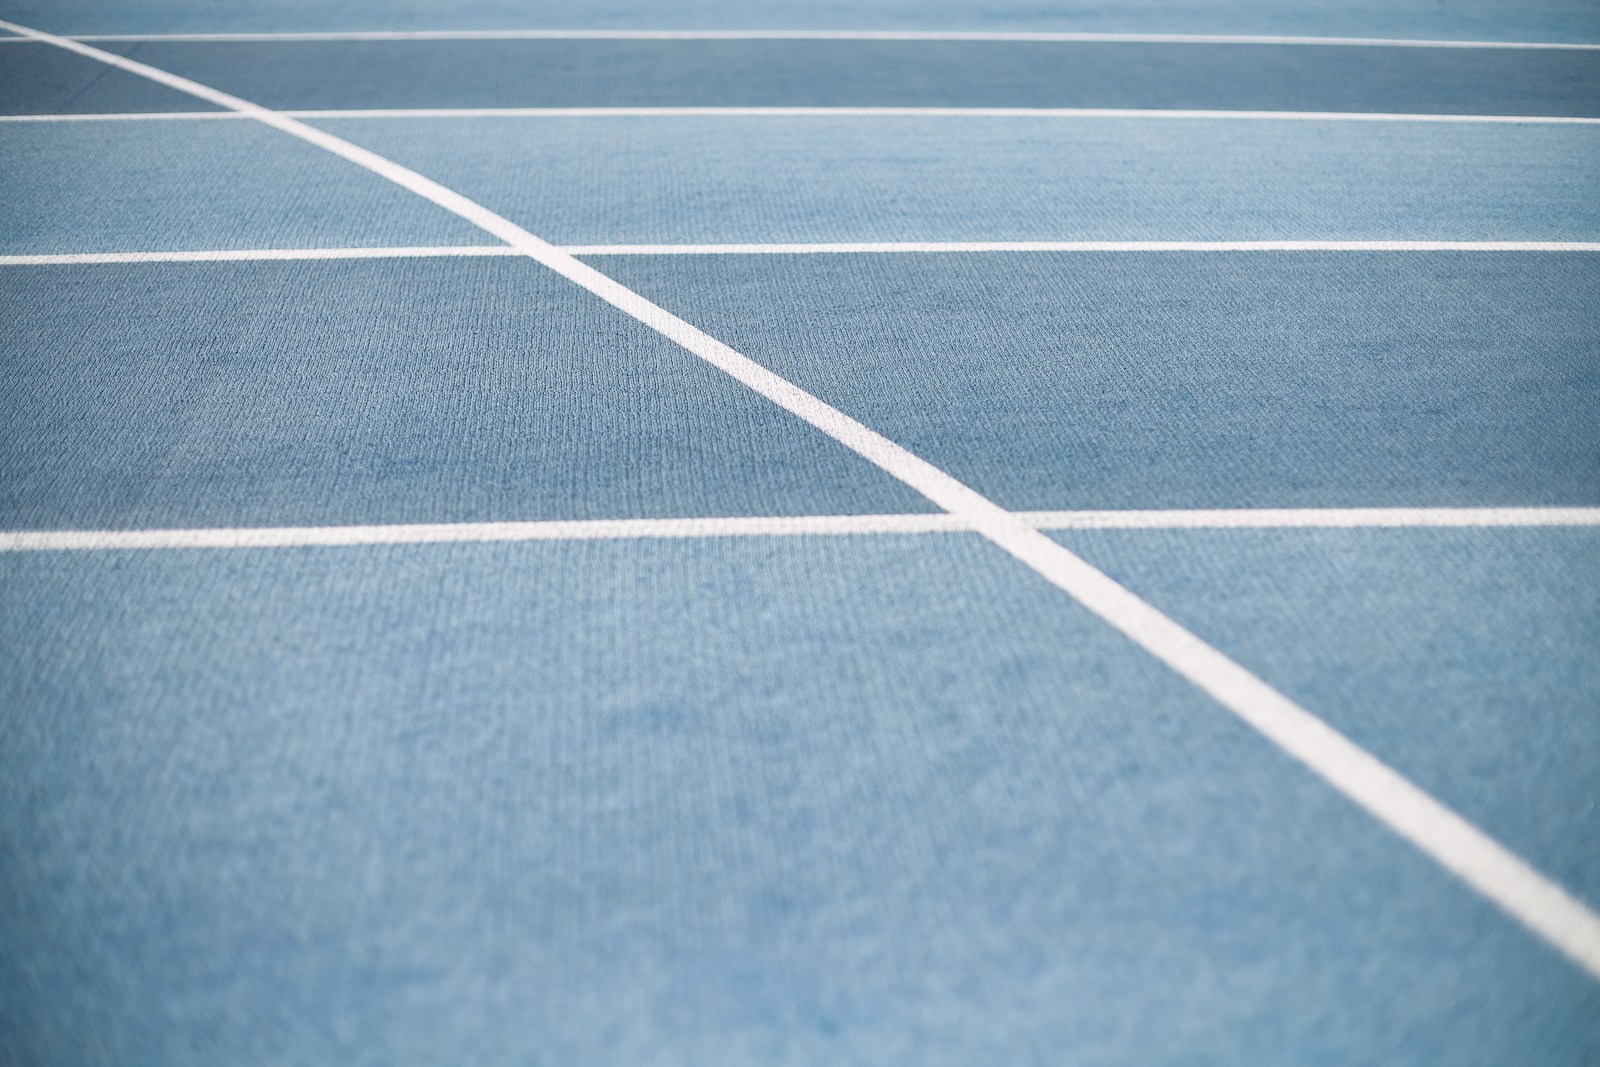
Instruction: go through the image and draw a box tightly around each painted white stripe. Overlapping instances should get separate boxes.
[5,508,1598,552]
[10,15,1600,981]
[563,241,1600,255]
[6,242,1599,267]
[0,110,241,121]
[0,246,514,265]
[291,106,1600,125]
[0,29,1592,49]
[5,106,1598,125]
[0,514,968,551]
[1022,507,1600,530]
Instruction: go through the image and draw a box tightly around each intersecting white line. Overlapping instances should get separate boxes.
[0,30,1594,49]
[5,242,1599,267]
[5,508,1598,552]
[6,15,1600,980]
[5,106,1599,124]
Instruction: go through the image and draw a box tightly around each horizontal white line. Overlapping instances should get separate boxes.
[5,242,1598,266]
[5,508,1596,551]
[0,246,515,265]
[300,106,1600,124]
[0,30,1592,49]
[4,106,1598,124]
[0,514,966,550]
[1023,507,1600,529]
[0,109,238,121]
[563,241,1600,255]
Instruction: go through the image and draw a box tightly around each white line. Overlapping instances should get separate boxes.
[1,29,1593,49]
[0,514,969,551]
[6,106,1598,125]
[1022,507,1600,530]
[5,508,1599,551]
[289,106,1600,125]
[9,15,1600,980]
[563,241,1600,255]
[0,246,515,265]
[6,242,1600,267]
[0,110,241,121]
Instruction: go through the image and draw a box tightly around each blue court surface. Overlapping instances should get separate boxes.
[2,3,1599,1065]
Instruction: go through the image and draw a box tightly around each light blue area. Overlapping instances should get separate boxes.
[322,115,1600,244]
[86,38,1600,117]
[1052,527,1600,907]
[594,252,1600,510]
[0,121,485,252]
[0,257,928,529]
[0,0,1595,42]
[3,535,1597,1065]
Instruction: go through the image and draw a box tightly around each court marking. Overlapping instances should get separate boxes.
[6,243,1600,267]
[5,509,1598,552]
[7,15,1600,981]
[0,30,1595,50]
[5,107,1599,125]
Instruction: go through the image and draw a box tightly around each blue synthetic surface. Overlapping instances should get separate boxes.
[596,251,1600,509]
[85,39,1600,116]
[321,115,1600,243]
[2,2,1599,1065]
[0,122,485,252]
[1056,527,1600,904]
[0,42,217,113]
[0,258,927,529]
[3,537,1597,1066]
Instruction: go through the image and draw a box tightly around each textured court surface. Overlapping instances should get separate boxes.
[2,2,1599,1064]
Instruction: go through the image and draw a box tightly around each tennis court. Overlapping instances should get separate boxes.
[2,2,1599,1063]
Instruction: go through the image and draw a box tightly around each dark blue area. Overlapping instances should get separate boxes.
[99,39,1600,116]
[1056,526,1600,906]
[0,258,929,529]
[595,251,1600,509]
[3,537,1596,1065]
[0,41,221,114]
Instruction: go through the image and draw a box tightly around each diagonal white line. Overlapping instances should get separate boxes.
[4,508,1598,551]
[5,242,1600,267]
[7,15,1599,980]
[0,29,1593,49]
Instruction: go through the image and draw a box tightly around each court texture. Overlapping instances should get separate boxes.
[2,1,1599,1063]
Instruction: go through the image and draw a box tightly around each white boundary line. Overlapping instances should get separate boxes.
[1027,507,1600,530]
[0,29,1594,49]
[4,106,1599,125]
[5,508,1599,551]
[5,242,1600,267]
[566,241,1600,255]
[0,246,515,265]
[0,110,239,121]
[7,15,1600,981]
[0,514,964,550]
